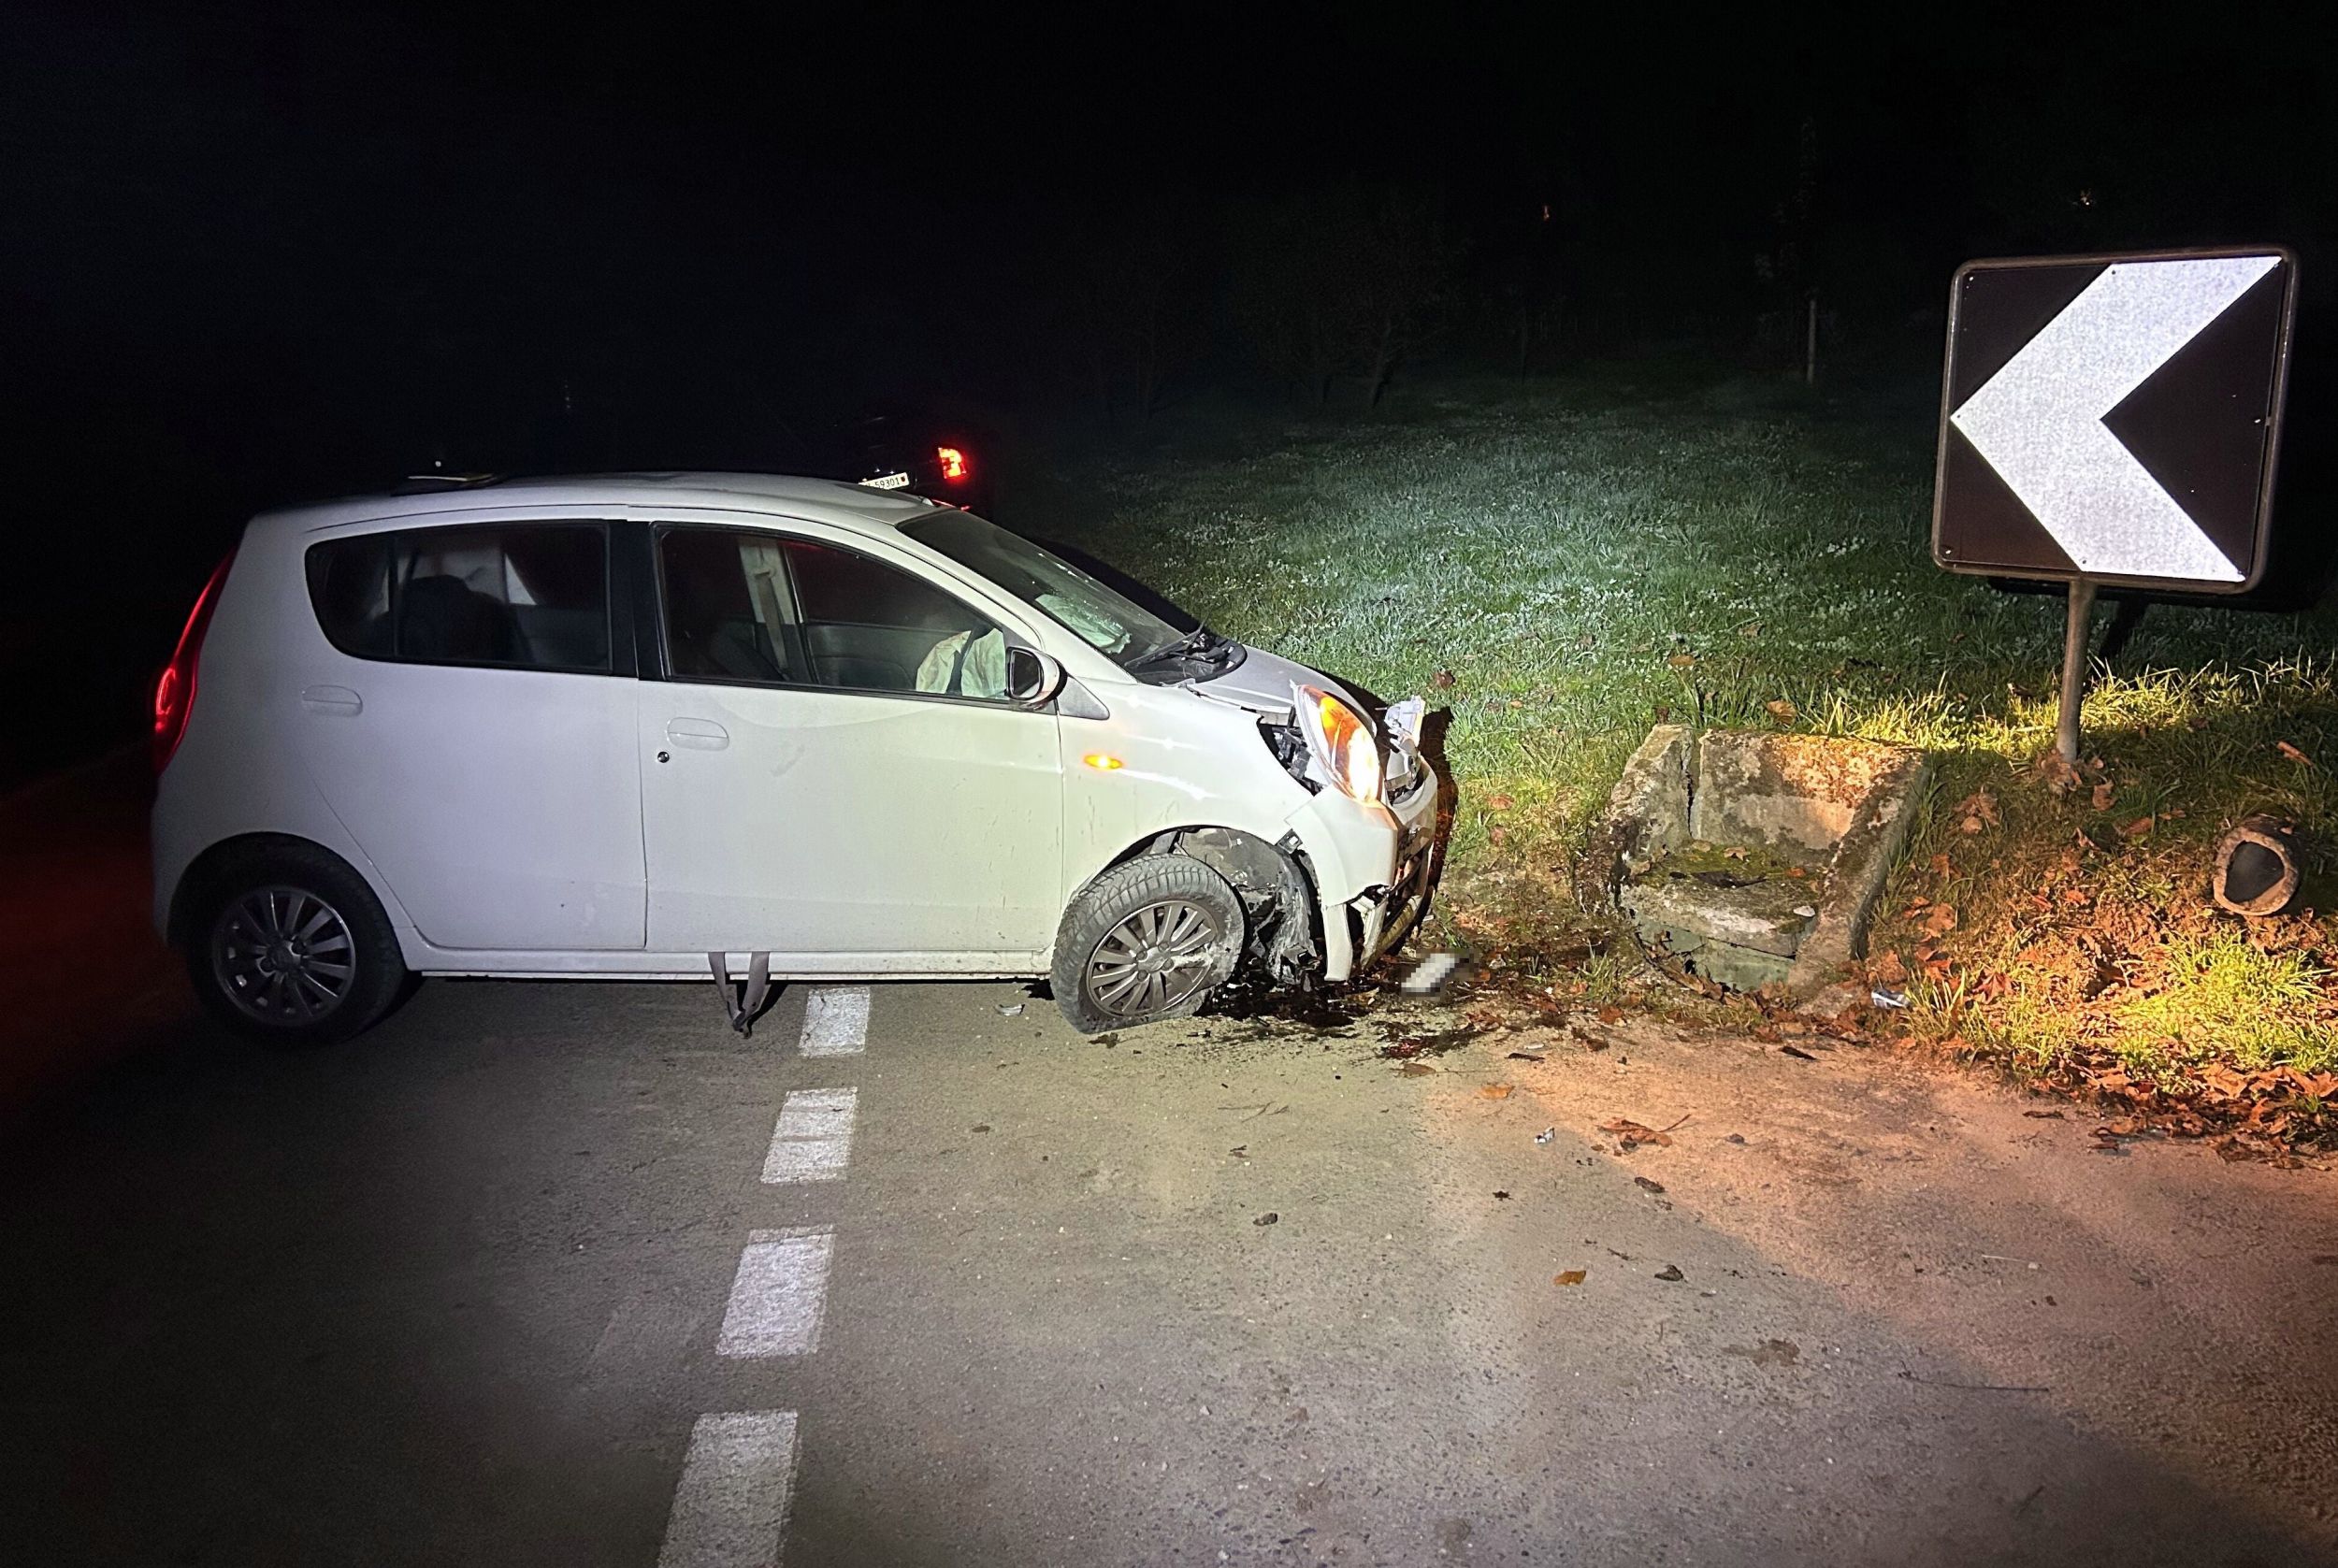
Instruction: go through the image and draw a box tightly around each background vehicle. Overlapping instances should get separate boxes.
[152,474,1437,1044]
[774,405,996,516]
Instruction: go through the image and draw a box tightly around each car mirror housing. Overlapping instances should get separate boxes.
[1006,646,1067,708]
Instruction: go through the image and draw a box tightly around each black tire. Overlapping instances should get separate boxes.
[183,841,410,1047]
[1050,854,1245,1034]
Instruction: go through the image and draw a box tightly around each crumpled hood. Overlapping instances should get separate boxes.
[1182,644,1364,722]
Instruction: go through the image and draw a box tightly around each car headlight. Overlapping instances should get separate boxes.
[1297,684,1383,802]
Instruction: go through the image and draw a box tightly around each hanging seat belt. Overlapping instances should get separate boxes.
[708,951,773,1036]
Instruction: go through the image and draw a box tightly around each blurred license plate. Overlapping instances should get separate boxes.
[865,471,912,489]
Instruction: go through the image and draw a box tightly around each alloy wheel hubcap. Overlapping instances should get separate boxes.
[211,885,356,1024]
[1086,899,1220,1018]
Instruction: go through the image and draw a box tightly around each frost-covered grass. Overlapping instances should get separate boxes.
[1023,369,2338,891]
[1021,367,2338,1096]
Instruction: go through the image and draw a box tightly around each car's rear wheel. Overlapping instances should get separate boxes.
[186,842,409,1046]
[1051,855,1245,1033]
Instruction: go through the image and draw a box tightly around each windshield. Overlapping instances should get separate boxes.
[902,512,1188,668]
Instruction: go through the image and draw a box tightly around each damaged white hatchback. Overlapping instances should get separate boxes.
[152,473,1442,1044]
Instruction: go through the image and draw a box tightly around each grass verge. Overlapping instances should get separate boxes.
[1019,367,2338,1144]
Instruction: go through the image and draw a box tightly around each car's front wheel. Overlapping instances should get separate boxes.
[186,842,410,1046]
[1051,855,1246,1033]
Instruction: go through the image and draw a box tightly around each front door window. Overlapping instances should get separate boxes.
[657,527,1008,699]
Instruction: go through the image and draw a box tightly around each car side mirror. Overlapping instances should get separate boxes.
[1006,646,1066,708]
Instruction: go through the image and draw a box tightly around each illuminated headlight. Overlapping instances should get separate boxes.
[1297,684,1383,802]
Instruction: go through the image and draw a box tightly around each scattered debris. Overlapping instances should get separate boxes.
[1633,1176,1666,1194]
[1229,1145,1248,1158]
[1378,1027,1479,1060]
[1725,1132,1746,1144]
[2022,1109,2067,1120]
[1898,1368,2050,1393]
[1724,1339,1800,1366]
[1780,1043,1819,1061]
[2277,741,2314,767]
[972,1124,991,1133]
[1654,1264,1686,1282]
[1506,1050,1548,1064]
[1535,1127,1557,1145]
[1397,1061,1437,1077]
[1869,987,1908,1009]
[2211,814,2302,916]
[996,1002,1025,1017]
[1253,1212,1279,1227]
[1479,1084,1515,1100]
[1401,952,1464,995]
[1493,1190,1512,1201]
[1555,1269,1588,1287]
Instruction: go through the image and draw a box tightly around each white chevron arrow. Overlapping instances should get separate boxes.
[1951,254,2277,582]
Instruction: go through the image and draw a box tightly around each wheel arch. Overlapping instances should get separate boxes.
[166,832,382,952]
[1083,825,1323,985]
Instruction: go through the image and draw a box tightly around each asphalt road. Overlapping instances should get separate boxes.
[4,974,2336,1567]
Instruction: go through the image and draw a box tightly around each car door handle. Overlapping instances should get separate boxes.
[300,684,363,716]
[666,718,729,751]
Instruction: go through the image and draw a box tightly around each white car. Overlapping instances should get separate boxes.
[152,473,1440,1043]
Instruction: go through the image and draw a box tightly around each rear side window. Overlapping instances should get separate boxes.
[306,524,611,671]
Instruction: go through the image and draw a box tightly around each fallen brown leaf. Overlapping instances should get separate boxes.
[1597,1005,1624,1025]
[1765,698,1797,723]
[2091,781,2115,811]
[1479,1083,1515,1100]
[2277,741,2314,766]
[1554,1269,1588,1287]
[1431,669,1457,689]
[1667,652,1697,669]
[2039,751,2084,796]
[1952,789,2001,829]
[2118,814,2155,840]
[1397,1061,1436,1076]
[1599,1116,1678,1150]
[1485,793,1515,811]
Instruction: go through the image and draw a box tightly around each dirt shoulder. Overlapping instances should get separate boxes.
[1364,998,2338,1550]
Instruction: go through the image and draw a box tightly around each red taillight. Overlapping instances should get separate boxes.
[153,549,237,773]
[936,445,969,482]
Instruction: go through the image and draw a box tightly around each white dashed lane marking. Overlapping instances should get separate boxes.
[760,1088,858,1184]
[716,1227,836,1359]
[657,1410,798,1568]
[797,985,869,1057]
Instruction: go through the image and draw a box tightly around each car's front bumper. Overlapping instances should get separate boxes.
[1286,760,1441,983]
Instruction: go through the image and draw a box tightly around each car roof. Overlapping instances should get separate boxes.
[252,472,950,539]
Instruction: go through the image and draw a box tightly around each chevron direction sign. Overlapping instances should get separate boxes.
[1933,249,2298,591]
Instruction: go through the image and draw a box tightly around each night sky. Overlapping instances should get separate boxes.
[3,2,2331,766]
